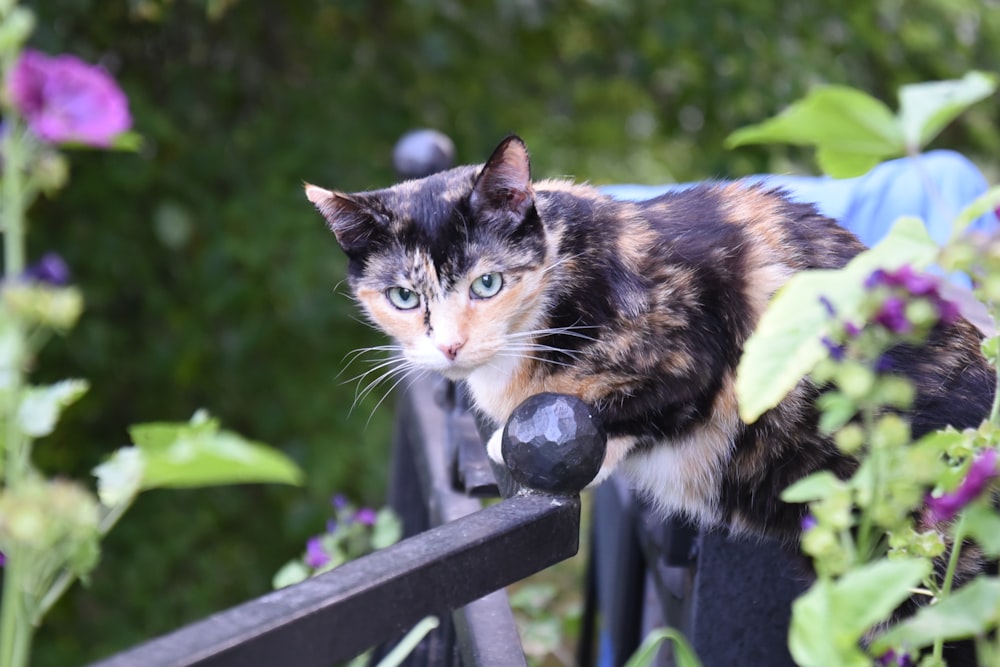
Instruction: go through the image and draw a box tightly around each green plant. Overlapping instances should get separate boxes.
[734,73,1000,666]
[272,493,401,588]
[0,4,302,666]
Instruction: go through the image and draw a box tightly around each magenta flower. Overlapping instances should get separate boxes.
[874,297,911,334]
[0,551,5,567]
[865,266,935,295]
[8,50,131,147]
[304,536,330,569]
[926,449,999,523]
[866,266,960,331]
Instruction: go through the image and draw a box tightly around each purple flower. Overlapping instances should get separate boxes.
[874,355,894,374]
[354,508,377,526]
[819,295,836,317]
[820,336,845,361]
[865,266,935,296]
[865,268,889,290]
[926,449,999,523]
[8,50,131,147]
[331,494,348,510]
[304,536,330,569]
[326,519,338,534]
[800,514,818,532]
[0,551,5,567]
[876,648,914,667]
[23,252,70,285]
[874,297,911,334]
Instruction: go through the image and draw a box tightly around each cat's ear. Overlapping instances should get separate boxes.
[470,135,535,220]
[305,184,383,254]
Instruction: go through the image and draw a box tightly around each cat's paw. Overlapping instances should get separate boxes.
[486,429,505,466]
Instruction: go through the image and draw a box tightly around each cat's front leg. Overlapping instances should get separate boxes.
[585,435,633,488]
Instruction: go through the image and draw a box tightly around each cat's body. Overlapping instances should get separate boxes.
[307,136,994,551]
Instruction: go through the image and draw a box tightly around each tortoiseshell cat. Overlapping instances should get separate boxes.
[306,137,995,545]
[307,135,992,541]
[306,137,995,660]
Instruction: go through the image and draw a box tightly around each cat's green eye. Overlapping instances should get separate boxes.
[386,286,420,310]
[470,272,503,299]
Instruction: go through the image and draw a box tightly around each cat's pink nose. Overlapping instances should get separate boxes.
[438,341,464,361]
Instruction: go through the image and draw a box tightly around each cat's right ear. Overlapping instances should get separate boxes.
[305,184,382,254]
[470,135,535,222]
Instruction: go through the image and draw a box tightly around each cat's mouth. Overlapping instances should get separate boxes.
[409,346,498,381]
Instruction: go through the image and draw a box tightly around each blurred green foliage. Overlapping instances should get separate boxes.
[20,0,1000,663]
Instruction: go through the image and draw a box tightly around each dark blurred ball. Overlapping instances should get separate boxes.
[392,129,456,179]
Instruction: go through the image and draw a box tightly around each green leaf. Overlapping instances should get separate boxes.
[816,148,883,180]
[873,577,1000,652]
[790,560,931,667]
[951,185,1000,241]
[624,627,703,667]
[110,131,144,152]
[737,217,938,423]
[726,85,904,177]
[128,410,303,489]
[18,379,90,437]
[789,578,869,667]
[781,471,845,503]
[93,447,145,507]
[0,7,35,52]
[272,560,310,589]
[963,504,1000,557]
[898,71,998,151]
[834,558,931,637]
[371,508,403,550]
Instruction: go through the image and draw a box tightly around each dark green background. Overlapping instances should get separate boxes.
[23,0,999,663]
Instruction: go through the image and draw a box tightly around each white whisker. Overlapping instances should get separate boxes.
[503,343,583,359]
[365,369,429,427]
[542,252,586,276]
[342,357,408,387]
[350,363,417,415]
[495,351,578,369]
[341,345,404,366]
[504,325,602,343]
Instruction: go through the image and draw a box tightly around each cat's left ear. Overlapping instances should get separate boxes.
[470,135,535,221]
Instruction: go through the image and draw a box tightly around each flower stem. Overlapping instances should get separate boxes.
[0,60,34,667]
[856,407,879,561]
[33,495,135,624]
[0,551,34,667]
[932,513,968,661]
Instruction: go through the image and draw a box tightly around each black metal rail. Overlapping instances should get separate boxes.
[89,376,601,667]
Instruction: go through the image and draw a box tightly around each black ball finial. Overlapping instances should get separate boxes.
[392,129,456,179]
[501,393,607,495]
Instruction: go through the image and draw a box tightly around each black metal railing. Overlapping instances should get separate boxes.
[89,376,601,667]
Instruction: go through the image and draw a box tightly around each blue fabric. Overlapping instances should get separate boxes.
[600,150,997,246]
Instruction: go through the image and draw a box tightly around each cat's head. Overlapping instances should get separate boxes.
[305,136,552,380]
